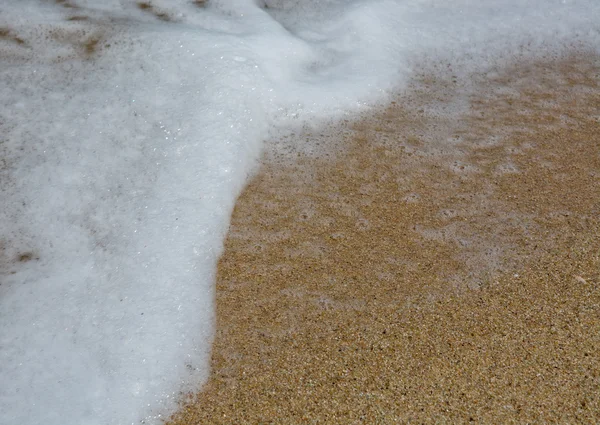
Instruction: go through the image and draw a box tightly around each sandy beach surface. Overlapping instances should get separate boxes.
[168,52,600,424]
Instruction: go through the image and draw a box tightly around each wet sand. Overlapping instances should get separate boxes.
[168,53,600,424]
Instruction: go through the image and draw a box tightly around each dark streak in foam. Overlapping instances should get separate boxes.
[0,27,27,46]
[136,2,174,22]
[47,27,107,60]
[17,252,35,263]
[55,0,79,8]
[83,36,101,56]
[0,245,40,279]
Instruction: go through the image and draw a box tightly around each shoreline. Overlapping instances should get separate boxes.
[168,53,600,423]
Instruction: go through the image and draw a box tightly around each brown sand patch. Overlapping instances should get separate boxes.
[168,53,600,423]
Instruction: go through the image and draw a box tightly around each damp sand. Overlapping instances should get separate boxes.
[169,53,600,424]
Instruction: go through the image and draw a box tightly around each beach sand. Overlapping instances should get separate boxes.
[168,52,600,424]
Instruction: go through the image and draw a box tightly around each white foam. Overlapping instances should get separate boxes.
[0,0,598,424]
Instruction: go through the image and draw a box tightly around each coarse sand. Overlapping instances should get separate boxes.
[168,52,600,424]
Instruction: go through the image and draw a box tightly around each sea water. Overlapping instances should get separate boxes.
[0,0,597,424]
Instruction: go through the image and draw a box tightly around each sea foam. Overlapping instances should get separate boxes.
[0,0,597,424]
